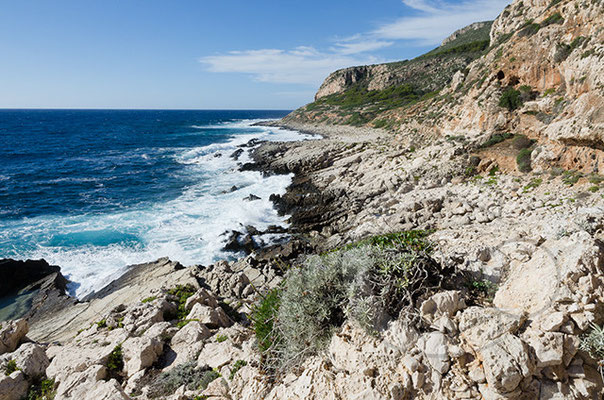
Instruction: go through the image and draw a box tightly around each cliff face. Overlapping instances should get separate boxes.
[313,21,493,101]
[440,0,604,173]
[294,0,604,174]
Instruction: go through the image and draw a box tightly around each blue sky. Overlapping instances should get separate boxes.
[0,0,509,109]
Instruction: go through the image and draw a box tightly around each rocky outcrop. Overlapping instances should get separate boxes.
[312,21,492,101]
[441,21,492,46]
[0,320,28,355]
[0,259,73,322]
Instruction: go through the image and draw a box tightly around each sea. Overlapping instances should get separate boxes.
[0,109,315,298]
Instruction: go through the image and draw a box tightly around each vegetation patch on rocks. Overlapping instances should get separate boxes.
[253,231,451,372]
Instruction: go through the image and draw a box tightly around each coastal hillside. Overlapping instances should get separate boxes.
[2,0,604,399]
[285,21,493,127]
[287,0,604,174]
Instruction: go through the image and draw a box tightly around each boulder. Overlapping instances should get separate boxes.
[197,341,244,369]
[122,336,163,376]
[420,290,465,324]
[524,331,564,368]
[82,379,130,400]
[0,319,28,355]
[55,364,107,400]
[0,371,28,400]
[184,288,219,311]
[186,304,232,329]
[458,307,524,349]
[0,259,66,295]
[480,333,534,394]
[422,332,450,374]
[170,321,210,365]
[7,342,49,379]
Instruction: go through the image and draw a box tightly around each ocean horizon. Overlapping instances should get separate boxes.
[0,109,314,297]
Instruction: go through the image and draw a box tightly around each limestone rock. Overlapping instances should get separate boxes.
[0,320,28,355]
[186,303,232,329]
[420,291,465,325]
[458,307,524,349]
[184,288,219,311]
[480,333,534,394]
[524,331,564,368]
[422,332,450,374]
[122,336,163,376]
[170,321,210,365]
[8,342,49,379]
[0,371,28,400]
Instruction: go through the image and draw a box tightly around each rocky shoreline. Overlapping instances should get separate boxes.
[2,0,604,397]
[2,115,604,399]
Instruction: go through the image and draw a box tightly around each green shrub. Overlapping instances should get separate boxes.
[141,296,157,303]
[523,178,543,192]
[148,362,219,398]
[499,88,523,111]
[518,22,540,37]
[580,323,604,363]
[96,319,107,329]
[513,134,533,149]
[344,230,433,252]
[26,378,56,400]
[263,239,445,371]
[106,345,124,380]
[541,12,564,27]
[588,174,604,184]
[167,285,197,320]
[466,279,498,300]
[250,287,282,353]
[516,148,533,172]
[372,119,390,129]
[229,360,248,380]
[480,132,514,148]
[3,359,19,376]
[562,170,583,186]
[216,334,228,343]
[199,370,221,391]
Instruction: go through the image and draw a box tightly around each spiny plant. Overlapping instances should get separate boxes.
[166,284,197,320]
[253,231,449,373]
[147,362,220,398]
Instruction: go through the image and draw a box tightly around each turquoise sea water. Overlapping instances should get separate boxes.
[0,109,313,296]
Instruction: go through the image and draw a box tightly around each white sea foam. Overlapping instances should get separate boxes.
[1,120,316,298]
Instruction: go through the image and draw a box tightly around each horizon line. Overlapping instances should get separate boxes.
[0,107,294,111]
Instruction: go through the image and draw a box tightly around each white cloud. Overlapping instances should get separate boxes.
[201,47,381,86]
[200,0,509,85]
[332,39,394,55]
[375,0,509,45]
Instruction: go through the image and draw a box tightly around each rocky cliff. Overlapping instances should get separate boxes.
[2,0,604,399]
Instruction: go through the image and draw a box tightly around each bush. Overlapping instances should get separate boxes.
[167,285,197,320]
[518,22,540,37]
[480,132,514,148]
[541,12,564,27]
[251,287,282,353]
[148,362,219,398]
[229,360,248,380]
[106,345,124,381]
[260,234,447,371]
[499,88,523,111]
[523,178,543,192]
[580,323,604,363]
[26,378,56,400]
[3,359,19,376]
[513,134,533,149]
[562,170,583,186]
[517,148,533,172]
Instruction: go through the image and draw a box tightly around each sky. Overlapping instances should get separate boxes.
[0,0,509,110]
